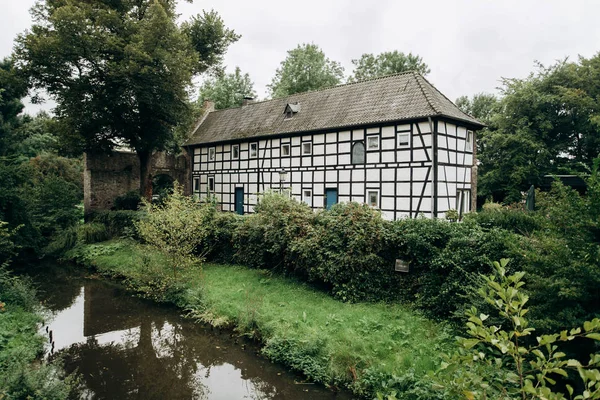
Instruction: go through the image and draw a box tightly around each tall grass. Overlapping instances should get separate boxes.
[0,266,75,399]
[67,240,452,398]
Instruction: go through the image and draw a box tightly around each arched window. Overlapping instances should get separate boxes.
[352,141,365,164]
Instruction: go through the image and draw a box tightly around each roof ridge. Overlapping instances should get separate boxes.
[417,74,481,122]
[206,71,419,113]
[413,72,442,115]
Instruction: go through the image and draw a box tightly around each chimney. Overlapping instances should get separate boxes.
[203,99,215,113]
[242,96,254,107]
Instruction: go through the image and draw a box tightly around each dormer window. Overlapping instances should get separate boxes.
[284,103,301,119]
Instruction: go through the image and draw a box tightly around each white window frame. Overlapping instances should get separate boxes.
[367,135,379,150]
[250,142,258,158]
[208,176,215,194]
[398,133,410,148]
[232,144,240,160]
[208,147,216,161]
[302,142,312,155]
[466,130,473,152]
[193,177,199,192]
[366,189,380,208]
[302,189,312,207]
[281,143,291,156]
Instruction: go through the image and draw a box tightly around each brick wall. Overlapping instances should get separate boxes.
[84,150,190,213]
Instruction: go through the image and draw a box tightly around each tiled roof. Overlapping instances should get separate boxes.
[185,71,484,146]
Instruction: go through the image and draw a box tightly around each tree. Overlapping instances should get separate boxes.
[198,66,256,110]
[455,93,499,127]
[349,51,430,82]
[468,55,600,203]
[268,43,344,98]
[0,58,28,157]
[15,1,239,199]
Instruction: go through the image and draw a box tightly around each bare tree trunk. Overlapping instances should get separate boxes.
[138,150,153,202]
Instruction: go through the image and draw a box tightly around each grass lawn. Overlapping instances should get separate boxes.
[67,239,452,397]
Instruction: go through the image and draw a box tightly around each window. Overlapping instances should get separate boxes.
[367,136,379,150]
[302,142,312,155]
[193,178,199,192]
[250,143,258,158]
[208,147,216,161]
[466,130,473,151]
[281,144,290,156]
[367,190,379,208]
[208,176,215,194]
[302,189,312,206]
[352,141,365,164]
[456,189,471,217]
[284,103,301,119]
[398,133,410,147]
[232,144,239,160]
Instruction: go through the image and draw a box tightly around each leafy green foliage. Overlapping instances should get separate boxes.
[292,202,393,302]
[232,191,314,270]
[112,191,142,211]
[198,66,256,109]
[86,210,142,239]
[136,184,213,276]
[15,0,239,197]
[0,58,28,158]
[0,265,76,399]
[436,259,600,399]
[0,153,82,258]
[467,54,600,203]
[350,51,430,81]
[66,240,451,399]
[268,43,344,98]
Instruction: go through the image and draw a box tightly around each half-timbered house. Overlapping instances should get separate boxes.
[184,71,484,219]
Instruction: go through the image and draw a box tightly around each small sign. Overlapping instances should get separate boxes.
[395,259,410,273]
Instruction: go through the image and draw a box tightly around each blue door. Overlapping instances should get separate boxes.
[325,188,338,210]
[235,188,244,215]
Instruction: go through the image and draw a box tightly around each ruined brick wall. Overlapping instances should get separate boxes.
[84,150,190,213]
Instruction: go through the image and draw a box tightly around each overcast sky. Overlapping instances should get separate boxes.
[2,0,599,114]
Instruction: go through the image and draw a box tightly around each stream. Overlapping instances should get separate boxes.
[31,267,354,400]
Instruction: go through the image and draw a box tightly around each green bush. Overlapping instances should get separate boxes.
[112,191,142,211]
[463,206,545,236]
[232,192,314,270]
[383,218,520,321]
[291,202,395,302]
[77,222,109,244]
[0,265,75,399]
[199,210,243,263]
[86,209,142,239]
[435,259,600,400]
[136,184,215,276]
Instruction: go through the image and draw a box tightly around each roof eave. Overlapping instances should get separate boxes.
[184,113,485,147]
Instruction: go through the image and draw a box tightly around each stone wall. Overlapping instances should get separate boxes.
[84,150,190,213]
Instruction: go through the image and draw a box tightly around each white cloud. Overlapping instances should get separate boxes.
[2,0,599,113]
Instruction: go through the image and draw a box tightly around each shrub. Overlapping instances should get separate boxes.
[463,206,545,236]
[85,209,142,239]
[77,222,109,244]
[136,183,214,276]
[199,211,243,263]
[292,202,395,302]
[232,192,314,270]
[112,191,142,211]
[435,259,600,400]
[383,218,520,321]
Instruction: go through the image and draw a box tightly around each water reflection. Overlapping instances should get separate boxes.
[35,274,351,400]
